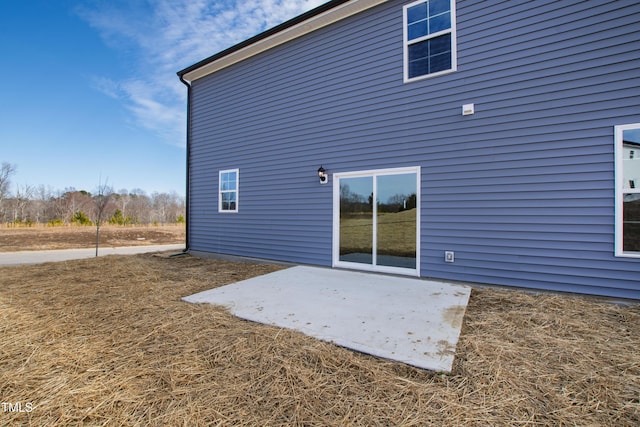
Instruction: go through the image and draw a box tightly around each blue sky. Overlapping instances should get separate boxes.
[0,0,325,196]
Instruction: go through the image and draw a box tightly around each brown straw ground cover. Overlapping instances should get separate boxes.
[0,254,638,426]
[0,224,185,252]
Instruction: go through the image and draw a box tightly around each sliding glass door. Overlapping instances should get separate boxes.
[338,176,374,265]
[334,167,420,275]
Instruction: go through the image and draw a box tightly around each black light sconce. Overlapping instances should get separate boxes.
[318,166,328,184]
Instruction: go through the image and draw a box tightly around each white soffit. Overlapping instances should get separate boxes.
[183,0,388,82]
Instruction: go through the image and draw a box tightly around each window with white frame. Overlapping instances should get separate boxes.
[615,124,640,256]
[219,169,239,213]
[403,0,456,82]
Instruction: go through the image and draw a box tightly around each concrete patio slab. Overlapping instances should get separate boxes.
[184,266,471,372]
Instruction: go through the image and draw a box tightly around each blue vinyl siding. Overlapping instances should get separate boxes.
[187,0,640,298]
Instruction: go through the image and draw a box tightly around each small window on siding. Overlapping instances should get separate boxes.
[219,169,239,213]
[615,124,640,257]
[403,0,457,83]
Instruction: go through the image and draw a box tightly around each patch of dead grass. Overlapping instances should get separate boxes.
[0,254,638,426]
[0,225,184,252]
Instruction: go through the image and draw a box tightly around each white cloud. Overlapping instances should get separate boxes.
[78,0,326,148]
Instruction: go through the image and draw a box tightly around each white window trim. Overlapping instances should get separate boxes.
[218,168,239,213]
[332,166,421,276]
[402,0,457,83]
[615,124,640,258]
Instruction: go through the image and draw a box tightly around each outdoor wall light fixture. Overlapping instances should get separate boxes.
[318,166,328,184]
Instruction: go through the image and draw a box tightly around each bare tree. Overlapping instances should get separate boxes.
[49,189,68,223]
[62,189,92,223]
[31,185,52,224]
[150,191,185,224]
[12,184,34,223]
[151,192,169,224]
[0,162,16,222]
[116,189,131,223]
[93,179,114,256]
[128,189,151,224]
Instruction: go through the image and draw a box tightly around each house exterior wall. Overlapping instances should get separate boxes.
[187,0,640,299]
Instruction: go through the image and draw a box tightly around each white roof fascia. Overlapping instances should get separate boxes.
[183,0,388,82]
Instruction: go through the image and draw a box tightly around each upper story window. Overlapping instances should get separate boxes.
[403,0,457,83]
[219,169,239,213]
[615,124,640,257]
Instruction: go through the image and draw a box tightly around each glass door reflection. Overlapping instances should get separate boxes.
[339,176,373,264]
[376,173,417,269]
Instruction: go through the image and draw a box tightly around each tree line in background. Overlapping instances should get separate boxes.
[0,162,185,226]
[339,183,417,216]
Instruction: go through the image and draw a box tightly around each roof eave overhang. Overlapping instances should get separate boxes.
[178,0,388,82]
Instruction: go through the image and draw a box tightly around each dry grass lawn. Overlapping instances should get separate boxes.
[0,224,185,252]
[340,209,416,257]
[0,253,639,426]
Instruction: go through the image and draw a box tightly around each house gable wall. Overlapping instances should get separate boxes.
[188,0,640,298]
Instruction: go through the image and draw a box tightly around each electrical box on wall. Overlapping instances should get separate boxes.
[445,251,455,263]
[462,103,474,115]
